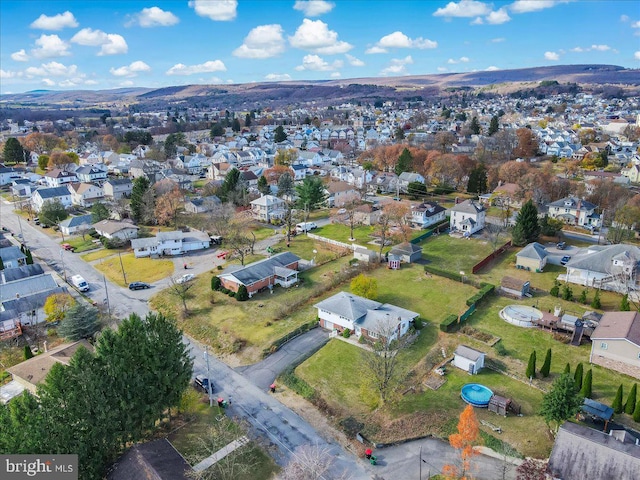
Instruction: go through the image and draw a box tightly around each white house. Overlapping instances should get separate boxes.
[58,214,93,236]
[92,220,139,241]
[68,183,104,207]
[0,167,22,186]
[546,197,600,229]
[453,345,486,375]
[409,202,446,229]
[314,291,419,342]
[75,165,108,184]
[250,195,286,222]
[130,230,210,258]
[449,200,486,235]
[103,178,133,200]
[44,169,77,188]
[398,172,426,193]
[32,186,72,212]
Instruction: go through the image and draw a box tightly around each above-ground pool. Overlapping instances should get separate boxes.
[461,384,494,408]
[500,305,543,328]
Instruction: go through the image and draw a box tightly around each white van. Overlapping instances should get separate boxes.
[71,275,90,292]
[295,222,318,233]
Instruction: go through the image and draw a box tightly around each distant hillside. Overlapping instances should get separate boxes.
[1,64,638,112]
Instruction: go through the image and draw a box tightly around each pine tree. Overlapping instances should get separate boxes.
[591,290,601,309]
[394,148,413,176]
[620,294,631,311]
[625,384,637,415]
[257,175,270,195]
[25,249,33,265]
[540,348,552,377]
[564,363,571,374]
[467,164,487,194]
[23,345,34,360]
[58,303,100,341]
[0,257,4,270]
[130,177,151,223]
[574,363,583,390]
[634,401,640,422]
[550,280,560,297]
[488,116,499,136]
[580,369,592,398]
[579,289,588,304]
[3,137,25,164]
[512,200,540,246]
[526,350,536,379]
[469,116,481,135]
[612,384,624,414]
[274,125,287,143]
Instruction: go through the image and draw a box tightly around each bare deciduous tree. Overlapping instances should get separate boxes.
[167,276,195,314]
[279,444,351,480]
[208,203,257,266]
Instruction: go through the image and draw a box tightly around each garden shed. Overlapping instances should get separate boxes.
[500,276,531,298]
[389,242,423,263]
[488,395,511,416]
[453,345,486,375]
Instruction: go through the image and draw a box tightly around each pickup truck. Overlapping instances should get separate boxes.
[194,375,213,393]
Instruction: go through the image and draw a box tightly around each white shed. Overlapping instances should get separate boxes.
[453,345,486,375]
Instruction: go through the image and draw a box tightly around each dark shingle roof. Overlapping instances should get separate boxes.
[0,246,26,262]
[36,186,71,199]
[219,252,300,286]
[1,264,44,283]
[107,438,191,480]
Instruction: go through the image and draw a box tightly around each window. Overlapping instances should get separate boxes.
[600,342,608,350]
[369,331,379,339]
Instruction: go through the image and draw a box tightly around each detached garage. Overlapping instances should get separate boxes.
[516,242,548,272]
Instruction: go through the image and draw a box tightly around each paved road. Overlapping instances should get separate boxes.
[236,327,329,390]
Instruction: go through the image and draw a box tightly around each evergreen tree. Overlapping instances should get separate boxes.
[232,117,241,132]
[579,289,588,304]
[540,374,583,433]
[3,137,25,164]
[25,249,33,265]
[591,290,601,309]
[211,276,221,291]
[564,363,571,374]
[580,369,592,398]
[40,199,68,226]
[526,350,536,379]
[244,113,252,127]
[634,401,640,422]
[0,257,4,270]
[58,303,100,341]
[395,127,405,140]
[257,175,270,195]
[295,176,327,210]
[574,363,583,390]
[511,199,540,246]
[130,177,151,223]
[24,345,34,359]
[625,384,637,415]
[277,172,295,198]
[561,284,573,301]
[20,244,25,253]
[210,123,224,138]
[466,164,488,194]
[394,147,413,176]
[540,348,552,377]
[236,284,249,301]
[469,116,481,135]
[550,280,560,297]
[274,125,287,143]
[612,384,624,414]
[91,202,110,223]
[488,115,499,136]
[221,168,241,202]
[620,294,631,311]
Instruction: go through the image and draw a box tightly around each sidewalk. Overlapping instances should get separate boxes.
[192,436,250,472]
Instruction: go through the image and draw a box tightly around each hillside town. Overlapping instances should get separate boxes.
[2,86,640,480]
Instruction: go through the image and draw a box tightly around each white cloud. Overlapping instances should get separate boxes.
[25,61,78,77]
[380,55,413,76]
[620,15,629,22]
[486,8,511,24]
[189,0,237,21]
[544,51,560,61]
[570,47,584,52]
[265,73,292,81]
[591,44,611,51]
[632,20,640,28]
[510,1,570,14]
[634,51,640,60]
[42,78,56,86]
[0,69,22,79]
[31,34,71,58]
[119,80,135,87]
[448,56,470,64]
[295,54,343,71]
[571,44,612,53]
[293,0,335,17]
[110,61,151,77]
[437,67,448,72]
[471,17,484,24]
[289,19,352,54]
[233,24,285,59]
[30,11,78,30]
[433,1,491,18]
[165,60,226,75]
[11,49,29,62]
[485,65,499,71]
[491,37,505,42]
[330,72,341,78]
[345,54,365,66]
[71,28,128,55]
[130,7,179,27]
[371,31,437,52]
[365,46,388,54]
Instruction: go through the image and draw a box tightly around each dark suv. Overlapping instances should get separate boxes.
[128,281,151,290]
[194,375,213,393]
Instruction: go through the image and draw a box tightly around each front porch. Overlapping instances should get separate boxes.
[273,266,298,288]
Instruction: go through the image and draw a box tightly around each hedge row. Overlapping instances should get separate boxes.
[262,320,318,357]
[466,283,495,307]
[424,265,463,282]
[440,314,459,332]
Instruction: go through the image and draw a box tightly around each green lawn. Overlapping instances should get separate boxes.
[313,223,376,245]
[94,253,174,287]
[421,234,495,274]
[81,248,122,262]
[63,236,101,253]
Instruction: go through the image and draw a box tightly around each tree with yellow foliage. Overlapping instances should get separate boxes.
[43,293,76,323]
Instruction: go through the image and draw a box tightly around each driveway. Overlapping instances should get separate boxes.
[236,327,329,390]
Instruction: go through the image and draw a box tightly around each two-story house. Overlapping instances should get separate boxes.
[409,202,446,229]
[546,197,600,229]
[449,199,486,235]
[103,178,133,200]
[32,186,72,212]
[68,183,104,207]
[75,165,108,184]
[250,195,286,222]
[398,172,426,193]
[327,181,359,207]
[44,169,77,188]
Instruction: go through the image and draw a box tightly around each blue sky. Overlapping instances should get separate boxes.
[1,0,638,94]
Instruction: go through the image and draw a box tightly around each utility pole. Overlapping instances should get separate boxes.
[118,251,127,284]
[103,275,111,317]
[59,249,67,282]
[203,347,214,407]
[598,209,605,245]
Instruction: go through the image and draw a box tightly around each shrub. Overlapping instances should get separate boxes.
[358,335,365,344]
[211,276,221,291]
[236,284,249,301]
[526,350,536,379]
[220,288,230,295]
[466,284,495,306]
[625,384,637,415]
[561,284,573,301]
[581,369,593,398]
[612,385,624,414]
[228,291,236,298]
[634,401,640,422]
[47,328,57,337]
[540,348,552,377]
[425,265,463,282]
[342,329,351,339]
[494,341,507,356]
[591,290,601,309]
[550,280,560,297]
[217,265,223,271]
[574,363,584,390]
[440,314,459,332]
[579,289,588,304]
[564,363,571,374]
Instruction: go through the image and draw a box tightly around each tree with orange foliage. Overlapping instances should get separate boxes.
[373,201,408,259]
[47,151,75,170]
[263,165,293,184]
[22,132,65,154]
[443,404,480,480]
[154,186,183,229]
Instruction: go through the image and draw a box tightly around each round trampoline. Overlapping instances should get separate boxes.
[500,305,542,328]
[461,384,494,408]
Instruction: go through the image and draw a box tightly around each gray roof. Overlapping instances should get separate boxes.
[516,242,548,260]
[218,252,300,286]
[454,345,486,362]
[93,220,139,235]
[0,274,59,302]
[75,165,106,175]
[105,178,132,186]
[547,197,597,211]
[2,286,68,314]
[0,246,27,262]
[548,422,640,480]
[451,199,486,214]
[566,244,640,273]
[130,237,157,249]
[1,264,44,283]
[413,202,445,217]
[36,186,71,199]
[157,231,184,242]
[107,438,191,480]
[59,214,93,228]
[390,242,423,256]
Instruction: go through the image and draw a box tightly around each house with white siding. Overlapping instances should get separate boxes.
[449,200,486,235]
[32,186,72,212]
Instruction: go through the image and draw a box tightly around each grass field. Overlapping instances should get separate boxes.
[81,248,122,262]
[421,235,495,274]
[94,253,174,287]
[64,236,100,253]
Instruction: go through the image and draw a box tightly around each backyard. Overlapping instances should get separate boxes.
[420,234,495,274]
[94,252,174,287]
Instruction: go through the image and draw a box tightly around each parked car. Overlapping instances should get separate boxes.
[194,375,213,393]
[128,281,151,290]
[61,243,76,252]
[33,217,40,225]
[70,274,90,292]
[176,273,195,284]
[557,242,566,250]
[561,255,572,266]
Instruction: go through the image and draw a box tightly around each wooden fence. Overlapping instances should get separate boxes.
[471,240,512,274]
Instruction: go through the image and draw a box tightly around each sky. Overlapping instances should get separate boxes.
[0,0,639,94]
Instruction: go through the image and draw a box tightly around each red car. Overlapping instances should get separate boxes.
[61,243,76,252]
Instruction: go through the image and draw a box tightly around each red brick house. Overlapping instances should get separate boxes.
[217,252,300,297]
